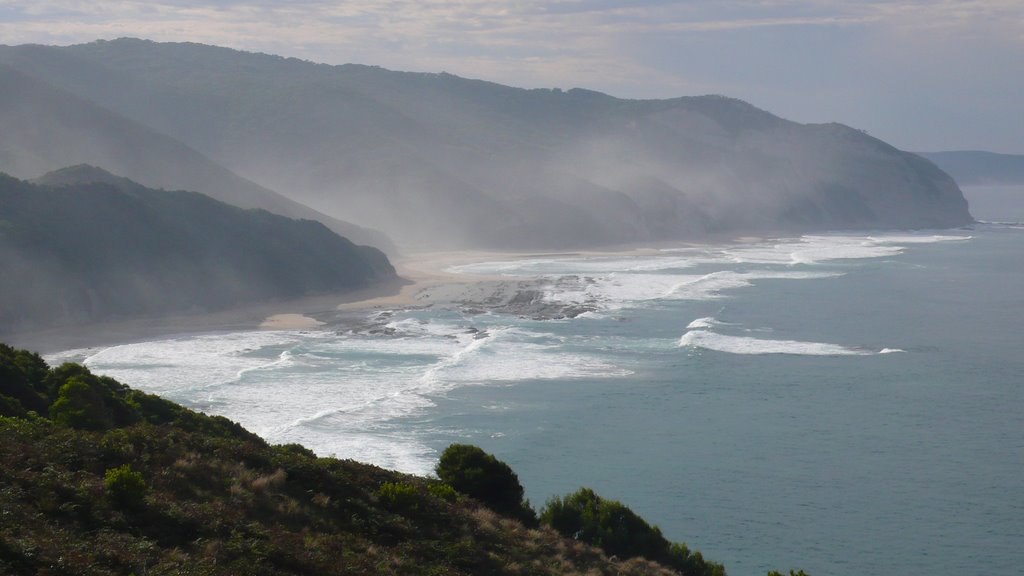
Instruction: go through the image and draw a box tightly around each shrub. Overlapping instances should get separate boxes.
[50,376,113,430]
[274,443,317,458]
[0,393,26,418]
[427,482,458,502]
[435,444,535,524]
[104,464,147,509]
[0,344,49,413]
[541,487,665,559]
[377,481,420,512]
[47,366,140,429]
[541,487,725,576]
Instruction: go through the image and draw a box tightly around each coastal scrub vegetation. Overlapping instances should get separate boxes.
[540,487,725,576]
[0,342,705,575]
[434,444,726,576]
[436,443,537,525]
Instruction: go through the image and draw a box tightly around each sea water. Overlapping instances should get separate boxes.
[50,225,1024,576]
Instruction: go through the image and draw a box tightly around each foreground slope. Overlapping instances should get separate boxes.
[0,63,393,251]
[0,39,971,249]
[0,169,395,332]
[0,344,698,575]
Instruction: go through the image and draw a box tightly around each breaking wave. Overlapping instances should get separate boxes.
[678,330,877,356]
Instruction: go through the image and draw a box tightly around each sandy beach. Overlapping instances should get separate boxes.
[3,245,682,354]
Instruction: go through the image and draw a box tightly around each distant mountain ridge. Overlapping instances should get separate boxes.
[0,62,394,253]
[0,38,972,249]
[0,169,395,332]
[917,151,1024,186]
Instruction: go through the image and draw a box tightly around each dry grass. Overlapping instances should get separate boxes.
[251,467,287,492]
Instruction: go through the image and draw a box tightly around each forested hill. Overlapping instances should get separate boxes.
[0,38,972,249]
[0,63,394,252]
[0,168,395,333]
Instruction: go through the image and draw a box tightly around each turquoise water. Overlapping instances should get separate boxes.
[53,226,1024,575]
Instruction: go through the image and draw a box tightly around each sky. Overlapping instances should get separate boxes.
[1,0,1021,153]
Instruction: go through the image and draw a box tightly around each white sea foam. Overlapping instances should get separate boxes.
[58,321,628,475]
[71,331,307,398]
[667,270,842,299]
[686,317,734,330]
[866,234,972,244]
[678,330,875,356]
[976,220,1024,229]
[450,232,973,315]
[723,236,903,265]
[448,255,697,276]
[452,233,973,280]
[714,233,972,266]
[418,327,508,386]
[543,270,841,311]
[542,273,689,307]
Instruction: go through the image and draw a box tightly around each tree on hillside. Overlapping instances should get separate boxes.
[435,444,536,525]
[0,343,49,415]
[49,376,113,430]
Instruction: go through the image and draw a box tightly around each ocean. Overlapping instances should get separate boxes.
[49,219,1023,575]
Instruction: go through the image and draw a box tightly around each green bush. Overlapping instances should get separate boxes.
[0,393,26,418]
[50,376,114,430]
[377,481,420,512]
[105,463,147,509]
[541,487,725,576]
[46,364,142,429]
[427,482,458,502]
[541,487,665,559]
[435,444,535,524]
[0,343,49,413]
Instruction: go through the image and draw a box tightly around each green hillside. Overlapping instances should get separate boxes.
[0,169,395,333]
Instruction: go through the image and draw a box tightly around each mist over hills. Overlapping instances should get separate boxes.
[0,168,395,332]
[917,151,1024,186]
[0,63,393,252]
[0,38,971,250]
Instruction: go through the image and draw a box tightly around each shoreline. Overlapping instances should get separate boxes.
[3,278,413,354]
[4,242,702,354]
[1,249,561,354]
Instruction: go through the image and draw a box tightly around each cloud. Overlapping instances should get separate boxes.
[2,1,1018,64]
[0,2,854,90]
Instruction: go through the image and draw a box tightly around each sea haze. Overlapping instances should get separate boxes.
[50,227,1024,576]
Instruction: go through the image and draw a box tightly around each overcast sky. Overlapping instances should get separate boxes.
[1,0,1021,153]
